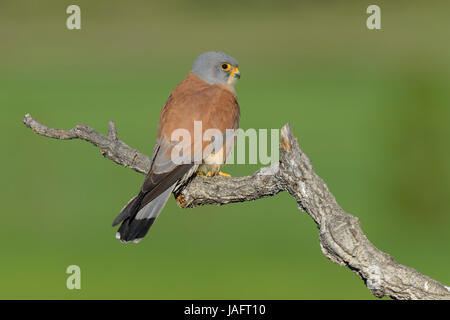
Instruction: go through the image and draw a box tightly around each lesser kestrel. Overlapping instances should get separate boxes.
[113,51,241,243]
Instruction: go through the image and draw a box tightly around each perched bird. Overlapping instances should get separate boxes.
[113,51,241,243]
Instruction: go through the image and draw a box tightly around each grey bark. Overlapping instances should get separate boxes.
[22,113,450,300]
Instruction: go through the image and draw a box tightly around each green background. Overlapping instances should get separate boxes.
[1,0,449,299]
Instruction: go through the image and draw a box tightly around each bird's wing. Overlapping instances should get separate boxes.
[112,131,196,242]
[112,132,194,228]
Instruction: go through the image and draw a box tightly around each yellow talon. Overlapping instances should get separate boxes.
[217,171,231,177]
[195,171,231,177]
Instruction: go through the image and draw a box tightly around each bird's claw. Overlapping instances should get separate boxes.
[217,171,231,177]
[195,171,231,177]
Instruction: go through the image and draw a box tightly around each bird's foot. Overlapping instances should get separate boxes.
[217,171,231,177]
[195,171,231,177]
[195,171,214,177]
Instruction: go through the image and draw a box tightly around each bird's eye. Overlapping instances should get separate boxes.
[221,63,231,71]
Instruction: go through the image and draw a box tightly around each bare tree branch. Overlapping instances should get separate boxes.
[22,113,450,300]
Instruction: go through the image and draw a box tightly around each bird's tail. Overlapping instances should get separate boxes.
[112,186,174,243]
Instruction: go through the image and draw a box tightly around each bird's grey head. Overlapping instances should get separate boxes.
[192,51,240,86]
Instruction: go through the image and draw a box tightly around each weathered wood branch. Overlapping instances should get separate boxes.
[22,113,450,300]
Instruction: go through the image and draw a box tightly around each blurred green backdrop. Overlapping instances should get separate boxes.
[1,0,449,299]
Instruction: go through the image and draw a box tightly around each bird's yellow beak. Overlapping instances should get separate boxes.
[227,67,240,85]
[230,67,240,79]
